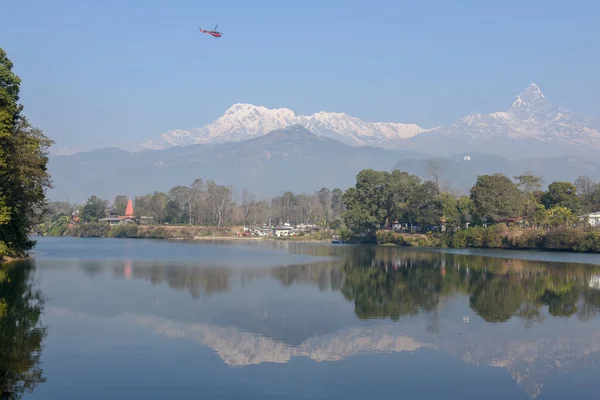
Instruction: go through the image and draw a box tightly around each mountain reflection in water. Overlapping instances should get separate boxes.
[4,238,600,399]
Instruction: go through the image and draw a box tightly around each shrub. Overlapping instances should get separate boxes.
[108,224,139,238]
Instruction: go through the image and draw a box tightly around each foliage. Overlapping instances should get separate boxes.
[342,169,441,239]
[470,173,524,222]
[112,195,128,215]
[0,48,53,261]
[341,248,600,325]
[541,181,580,212]
[81,196,108,223]
[0,261,47,396]
[107,224,139,238]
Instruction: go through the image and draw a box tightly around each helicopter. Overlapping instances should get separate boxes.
[199,24,222,38]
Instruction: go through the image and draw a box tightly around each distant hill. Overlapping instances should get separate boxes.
[393,153,600,194]
[47,125,426,203]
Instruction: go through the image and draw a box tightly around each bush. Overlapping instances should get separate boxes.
[77,222,110,237]
[108,224,139,238]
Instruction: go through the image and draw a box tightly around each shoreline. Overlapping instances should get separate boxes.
[168,235,332,243]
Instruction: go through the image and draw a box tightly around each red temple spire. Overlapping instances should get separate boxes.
[125,198,134,218]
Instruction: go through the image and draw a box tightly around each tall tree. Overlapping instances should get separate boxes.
[331,188,344,219]
[81,196,108,222]
[241,189,257,226]
[112,195,128,215]
[574,175,598,197]
[470,173,524,222]
[427,159,445,191]
[317,187,332,221]
[0,48,53,261]
[514,173,543,194]
[541,182,580,213]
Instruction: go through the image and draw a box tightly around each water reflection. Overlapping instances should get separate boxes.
[342,247,600,325]
[0,261,47,399]
[23,239,600,398]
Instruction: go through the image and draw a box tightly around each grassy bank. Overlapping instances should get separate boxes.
[47,223,236,240]
[376,226,600,253]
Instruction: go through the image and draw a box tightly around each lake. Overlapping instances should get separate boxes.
[3,237,600,399]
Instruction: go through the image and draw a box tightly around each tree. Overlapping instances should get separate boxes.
[148,192,168,224]
[541,182,580,213]
[1,48,53,261]
[241,189,257,226]
[427,159,445,191]
[574,176,600,214]
[574,175,598,197]
[546,205,576,228]
[113,195,128,215]
[168,185,193,224]
[514,173,543,194]
[331,188,344,219]
[470,174,524,222]
[317,188,332,221]
[81,196,108,222]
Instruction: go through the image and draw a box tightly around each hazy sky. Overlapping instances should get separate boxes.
[2,0,599,151]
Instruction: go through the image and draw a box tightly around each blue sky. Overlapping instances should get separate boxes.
[2,0,599,151]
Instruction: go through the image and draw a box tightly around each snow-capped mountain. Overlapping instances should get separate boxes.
[119,82,599,159]
[425,83,599,142]
[131,104,433,151]
[406,83,600,159]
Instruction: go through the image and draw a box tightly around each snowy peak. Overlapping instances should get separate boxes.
[508,82,558,121]
[425,82,600,149]
[136,104,430,150]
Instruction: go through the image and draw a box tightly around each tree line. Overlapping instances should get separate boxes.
[43,168,600,240]
[342,168,600,238]
[43,178,347,229]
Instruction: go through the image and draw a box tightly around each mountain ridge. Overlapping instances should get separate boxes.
[124,103,434,151]
[110,82,600,160]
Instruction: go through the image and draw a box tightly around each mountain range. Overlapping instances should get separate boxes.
[45,83,600,202]
[46,125,600,203]
[115,83,600,161]
[125,103,433,151]
[47,126,424,203]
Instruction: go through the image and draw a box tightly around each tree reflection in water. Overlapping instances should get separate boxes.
[0,260,47,399]
[340,246,600,325]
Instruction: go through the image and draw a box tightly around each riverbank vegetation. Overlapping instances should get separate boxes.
[37,165,600,252]
[343,167,600,253]
[0,48,53,263]
[37,180,347,239]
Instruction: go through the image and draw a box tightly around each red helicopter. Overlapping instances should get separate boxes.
[199,24,222,38]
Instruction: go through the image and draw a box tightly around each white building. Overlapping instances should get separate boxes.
[579,212,600,227]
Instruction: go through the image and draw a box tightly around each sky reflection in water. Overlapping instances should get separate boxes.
[3,237,600,399]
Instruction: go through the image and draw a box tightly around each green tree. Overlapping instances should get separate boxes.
[546,205,576,227]
[470,173,524,222]
[81,196,108,223]
[112,195,128,215]
[514,173,543,194]
[0,48,53,261]
[541,181,580,213]
[331,188,344,219]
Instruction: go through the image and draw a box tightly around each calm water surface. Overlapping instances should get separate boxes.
[3,237,600,399]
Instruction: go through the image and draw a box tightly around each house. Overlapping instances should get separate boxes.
[579,212,600,227]
[99,198,136,226]
[273,225,294,237]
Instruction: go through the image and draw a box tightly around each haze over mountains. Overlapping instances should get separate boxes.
[117,83,600,160]
[47,83,600,203]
